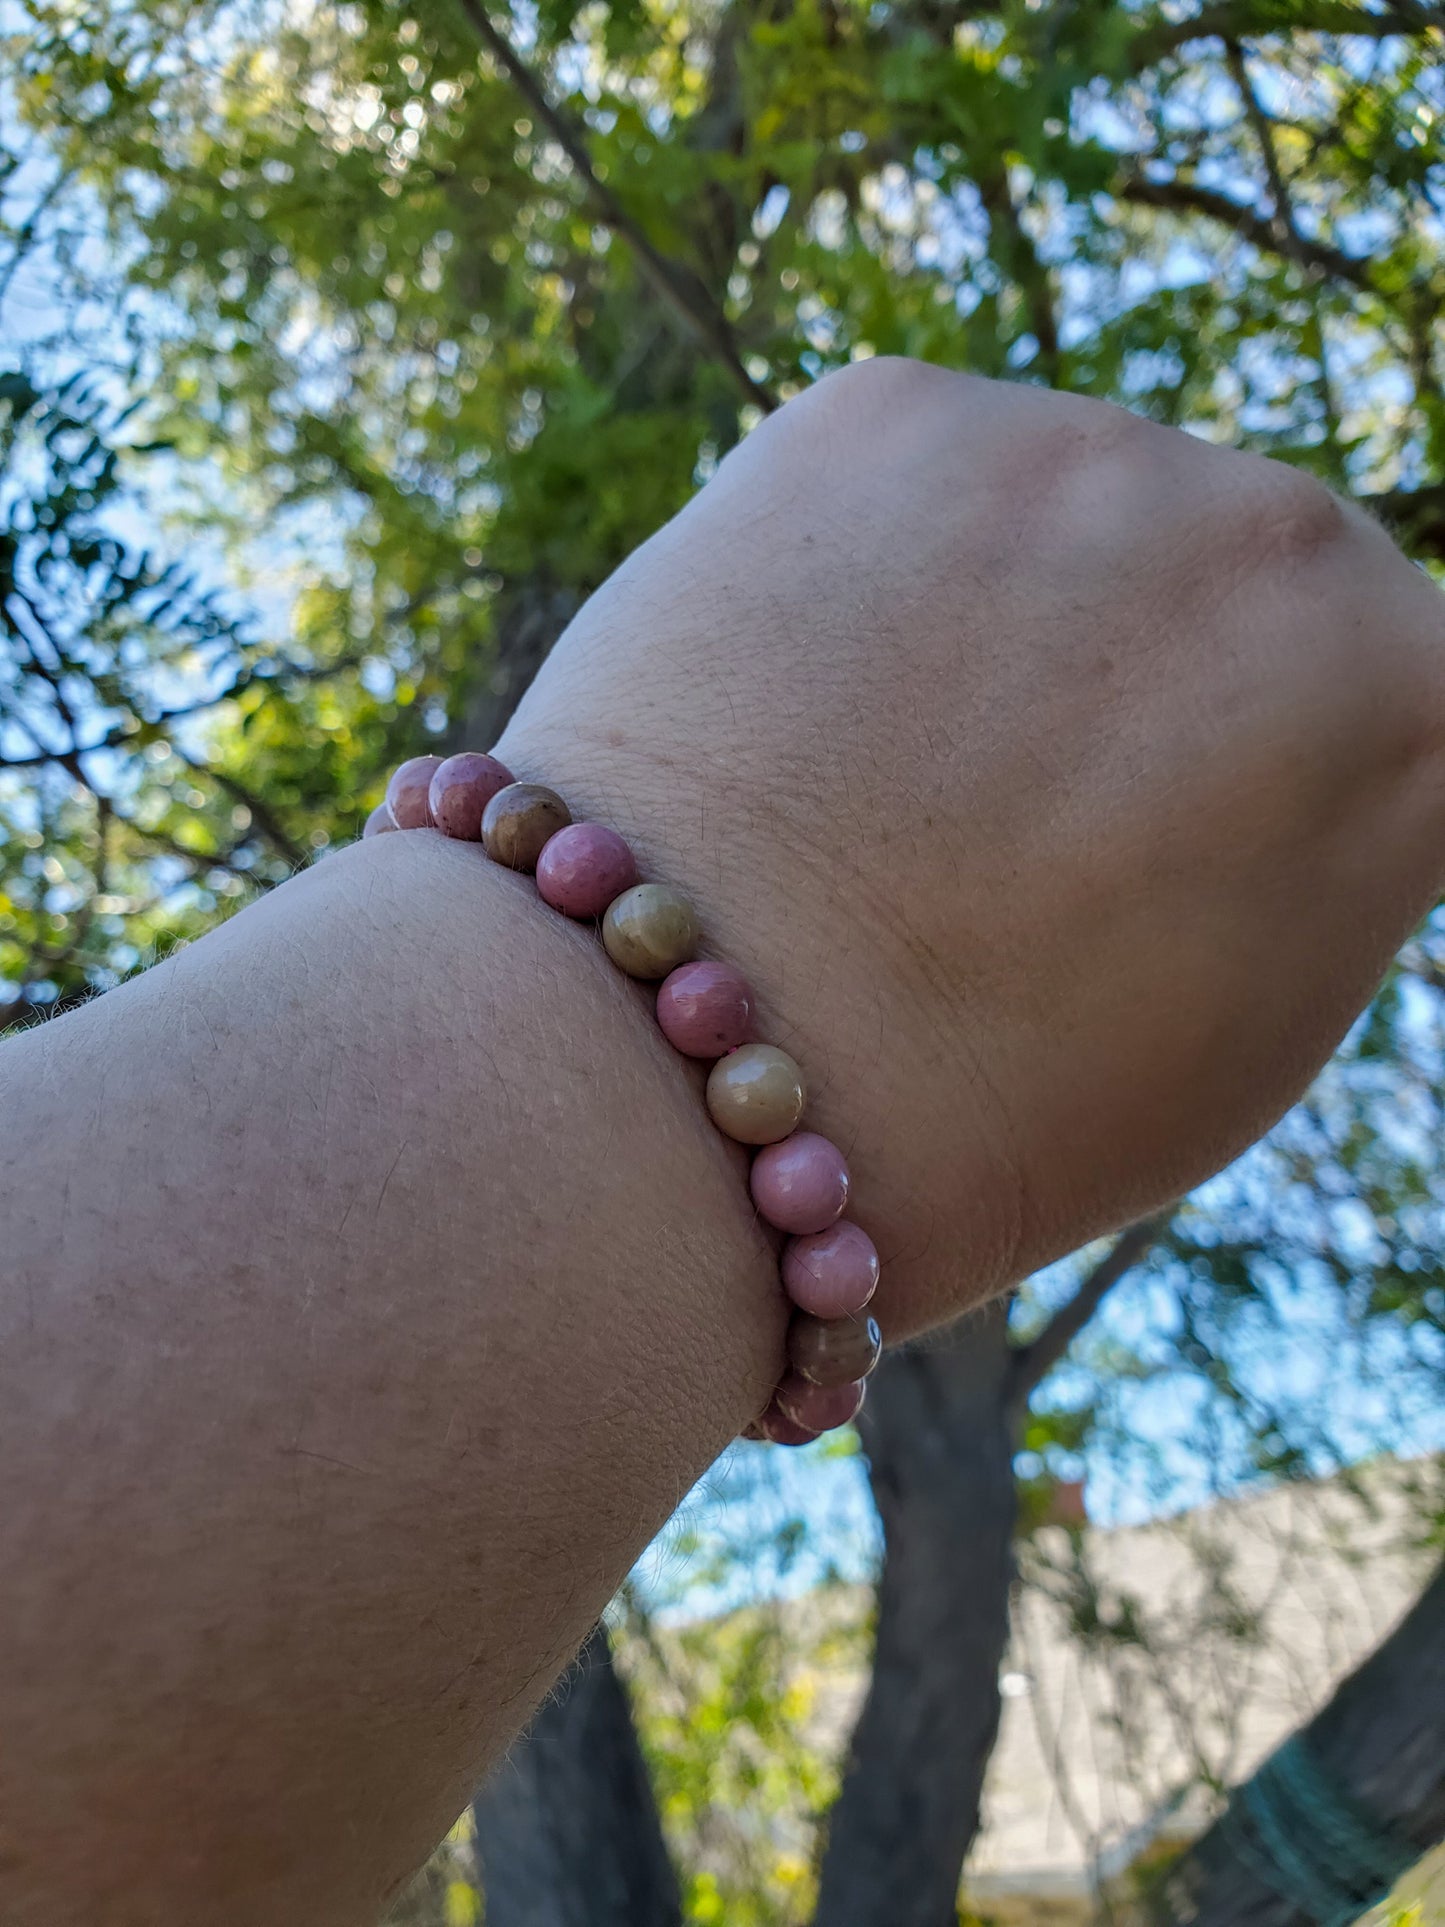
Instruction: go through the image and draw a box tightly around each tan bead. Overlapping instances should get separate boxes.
[704,1043,805,1145]
[788,1311,882,1389]
[481,782,571,872]
[601,883,699,980]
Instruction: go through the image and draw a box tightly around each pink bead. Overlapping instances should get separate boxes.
[781,1221,880,1318]
[750,1132,850,1235]
[656,961,754,1059]
[363,803,397,837]
[535,823,639,919]
[757,1405,818,1447]
[775,1371,866,1434]
[386,755,443,829]
[428,752,515,840]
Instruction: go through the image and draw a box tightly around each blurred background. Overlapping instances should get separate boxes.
[2,1,1443,1922]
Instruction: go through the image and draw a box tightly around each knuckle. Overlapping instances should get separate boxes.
[1233,461,1347,567]
[821,352,943,397]
[1051,394,1154,464]
[803,354,973,425]
[1002,396,1161,524]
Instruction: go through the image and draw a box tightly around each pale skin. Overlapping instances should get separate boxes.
[2,360,1443,1924]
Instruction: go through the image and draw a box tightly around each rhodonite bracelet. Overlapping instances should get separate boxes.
[366,750,883,1446]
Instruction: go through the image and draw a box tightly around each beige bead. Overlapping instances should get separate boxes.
[601,883,699,980]
[481,782,571,872]
[788,1311,882,1389]
[704,1043,805,1145]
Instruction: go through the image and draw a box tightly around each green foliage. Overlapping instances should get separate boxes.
[1,371,270,1014]
[5,0,1442,1037]
[382,1814,481,1926]
[0,363,452,1020]
[4,0,1442,1031]
[613,1573,864,1925]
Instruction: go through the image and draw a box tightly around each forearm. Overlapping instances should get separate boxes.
[0,829,781,1925]
[6,356,1444,1927]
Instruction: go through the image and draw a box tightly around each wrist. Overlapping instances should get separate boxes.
[372,750,889,1438]
[492,707,1031,1338]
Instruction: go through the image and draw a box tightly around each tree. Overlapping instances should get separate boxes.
[0,371,436,1023]
[1159,1560,1445,1926]
[3,0,1444,1919]
[472,1624,681,1927]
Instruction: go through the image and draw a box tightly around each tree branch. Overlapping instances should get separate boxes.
[110,815,254,881]
[0,657,361,774]
[1225,40,1306,261]
[1009,1215,1169,1406]
[979,171,1061,383]
[0,162,79,308]
[170,750,307,870]
[1,722,136,770]
[1157,1561,1445,1925]
[1222,38,1348,449]
[453,0,777,415]
[1117,175,1377,291]
[1130,0,1441,66]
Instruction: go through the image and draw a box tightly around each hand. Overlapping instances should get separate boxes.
[499,359,1445,1337]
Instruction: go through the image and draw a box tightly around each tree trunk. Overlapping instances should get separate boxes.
[1158,1560,1445,1926]
[471,1623,682,1927]
[813,1300,1019,1927]
[459,584,582,754]
[463,569,676,1924]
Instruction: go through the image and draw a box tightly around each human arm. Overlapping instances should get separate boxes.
[2,361,1443,1924]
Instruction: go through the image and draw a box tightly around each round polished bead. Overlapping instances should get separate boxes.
[481,782,572,872]
[788,1311,882,1389]
[781,1220,880,1318]
[362,802,397,837]
[775,1371,867,1434]
[536,823,639,920]
[750,1131,850,1234]
[705,1044,805,1146]
[656,960,754,1059]
[756,1404,818,1447]
[601,883,699,980]
[386,754,444,830]
[428,752,515,840]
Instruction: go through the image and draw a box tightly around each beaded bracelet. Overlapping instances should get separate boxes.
[366,750,883,1446]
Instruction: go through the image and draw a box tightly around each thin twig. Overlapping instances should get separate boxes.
[981,171,1062,383]
[170,749,307,869]
[1009,1215,1171,1408]
[0,160,78,308]
[1225,40,1305,260]
[1225,40,1346,448]
[0,654,360,772]
[1118,175,1377,291]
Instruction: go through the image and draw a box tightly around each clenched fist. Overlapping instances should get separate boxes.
[499,358,1445,1336]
